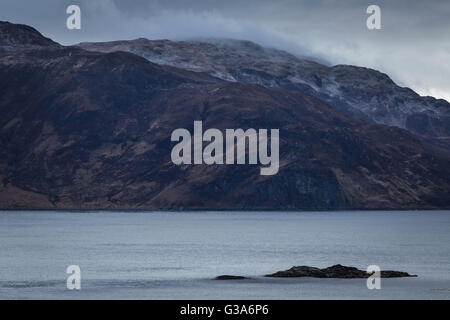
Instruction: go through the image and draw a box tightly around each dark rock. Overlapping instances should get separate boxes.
[265,264,417,278]
[214,275,249,280]
[380,270,417,278]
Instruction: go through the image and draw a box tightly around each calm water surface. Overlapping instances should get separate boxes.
[0,210,449,299]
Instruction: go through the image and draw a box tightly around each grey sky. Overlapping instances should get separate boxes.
[1,0,449,101]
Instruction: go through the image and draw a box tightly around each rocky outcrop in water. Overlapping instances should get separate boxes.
[214,275,250,280]
[265,264,417,278]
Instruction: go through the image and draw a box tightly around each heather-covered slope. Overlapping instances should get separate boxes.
[1,22,449,209]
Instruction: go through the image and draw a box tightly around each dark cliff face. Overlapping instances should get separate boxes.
[1,22,449,210]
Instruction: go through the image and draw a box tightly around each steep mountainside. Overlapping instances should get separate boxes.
[1,21,450,210]
[78,38,450,152]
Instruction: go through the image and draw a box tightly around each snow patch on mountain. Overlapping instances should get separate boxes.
[77,37,450,149]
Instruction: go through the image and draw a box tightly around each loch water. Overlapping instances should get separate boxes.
[0,210,449,299]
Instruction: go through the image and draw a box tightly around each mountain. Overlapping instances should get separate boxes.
[78,38,450,153]
[1,21,449,210]
[0,21,58,47]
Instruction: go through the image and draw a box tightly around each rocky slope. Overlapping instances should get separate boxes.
[1,21,450,210]
[0,21,58,47]
[78,38,450,153]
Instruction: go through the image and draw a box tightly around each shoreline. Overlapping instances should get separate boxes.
[0,208,448,212]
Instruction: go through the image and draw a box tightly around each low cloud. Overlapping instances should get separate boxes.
[1,0,449,101]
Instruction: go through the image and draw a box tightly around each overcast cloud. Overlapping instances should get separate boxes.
[1,0,449,101]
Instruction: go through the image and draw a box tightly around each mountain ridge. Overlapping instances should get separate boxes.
[78,37,450,154]
[1,21,449,210]
[0,21,59,47]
